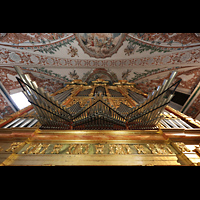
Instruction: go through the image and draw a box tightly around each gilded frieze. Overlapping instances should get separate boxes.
[95,144,104,154]
[174,142,191,153]
[147,144,173,154]
[193,144,200,157]
[8,143,177,155]
[5,142,25,153]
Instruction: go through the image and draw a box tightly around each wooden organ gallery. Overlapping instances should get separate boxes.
[0,66,200,166]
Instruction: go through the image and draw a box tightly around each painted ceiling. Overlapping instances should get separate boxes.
[1,33,200,91]
[0,33,200,119]
[0,33,199,81]
[0,33,200,82]
[1,33,200,62]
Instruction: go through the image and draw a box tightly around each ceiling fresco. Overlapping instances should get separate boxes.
[0,33,200,86]
[74,33,126,58]
[128,33,200,50]
[1,33,200,61]
[0,33,73,51]
[0,33,200,92]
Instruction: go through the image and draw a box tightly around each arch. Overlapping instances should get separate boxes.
[85,68,118,84]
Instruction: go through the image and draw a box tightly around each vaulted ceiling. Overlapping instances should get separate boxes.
[0,33,200,119]
[1,33,200,81]
[1,33,200,64]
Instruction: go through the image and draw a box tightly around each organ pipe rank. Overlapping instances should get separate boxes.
[14,66,181,130]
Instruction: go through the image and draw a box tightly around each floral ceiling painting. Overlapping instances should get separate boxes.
[1,33,200,90]
[126,33,200,55]
[0,33,75,55]
[1,33,200,70]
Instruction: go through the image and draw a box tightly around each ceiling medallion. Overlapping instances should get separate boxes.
[74,33,126,58]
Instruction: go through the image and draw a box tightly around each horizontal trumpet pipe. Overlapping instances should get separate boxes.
[177,118,193,129]
[27,119,38,127]
[19,118,34,127]
[172,118,187,128]
[12,118,26,128]
[160,119,171,128]
[164,119,179,128]
[3,118,21,128]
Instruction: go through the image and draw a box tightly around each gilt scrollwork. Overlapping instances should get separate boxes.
[174,142,191,153]
[6,142,25,153]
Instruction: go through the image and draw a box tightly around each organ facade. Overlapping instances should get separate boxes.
[0,67,200,166]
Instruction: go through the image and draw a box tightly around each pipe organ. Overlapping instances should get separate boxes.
[93,86,107,96]
[1,68,199,131]
[3,118,38,128]
[53,88,73,104]
[127,89,146,104]
[76,89,92,96]
[108,89,124,97]
[0,66,200,166]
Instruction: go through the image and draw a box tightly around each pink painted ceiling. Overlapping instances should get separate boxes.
[0,33,200,86]
[0,33,200,68]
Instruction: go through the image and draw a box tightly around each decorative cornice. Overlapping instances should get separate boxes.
[1,44,200,68]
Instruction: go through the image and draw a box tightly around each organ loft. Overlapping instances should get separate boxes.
[0,66,200,166]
